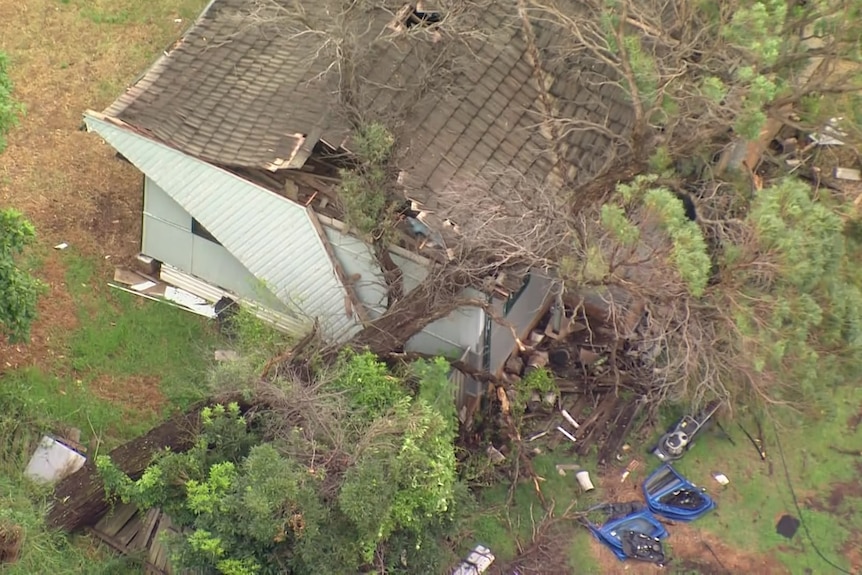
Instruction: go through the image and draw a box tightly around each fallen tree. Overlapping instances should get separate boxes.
[45,394,242,531]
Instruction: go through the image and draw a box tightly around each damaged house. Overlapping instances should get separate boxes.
[84,0,632,384]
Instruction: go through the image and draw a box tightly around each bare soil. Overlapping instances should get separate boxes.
[0,522,22,564]
[88,374,167,415]
[0,251,79,371]
[0,1,189,411]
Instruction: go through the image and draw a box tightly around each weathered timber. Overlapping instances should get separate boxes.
[46,394,242,531]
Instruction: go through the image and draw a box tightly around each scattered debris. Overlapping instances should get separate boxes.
[652,400,721,462]
[643,464,716,522]
[53,242,68,250]
[0,521,22,565]
[165,286,217,318]
[737,422,767,460]
[586,503,667,564]
[621,460,640,483]
[452,544,495,575]
[575,470,595,491]
[214,349,240,362]
[713,473,730,486]
[561,409,580,429]
[834,167,861,181]
[776,514,800,539]
[555,463,580,476]
[526,430,548,442]
[557,426,577,443]
[130,280,157,292]
[486,445,506,464]
[810,117,847,146]
[25,435,86,484]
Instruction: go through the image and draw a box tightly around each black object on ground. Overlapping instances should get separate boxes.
[619,530,666,565]
[659,488,708,511]
[776,514,800,538]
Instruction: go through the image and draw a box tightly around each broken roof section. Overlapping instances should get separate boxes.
[102,0,633,206]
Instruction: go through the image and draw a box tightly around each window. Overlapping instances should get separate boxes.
[191,218,221,246]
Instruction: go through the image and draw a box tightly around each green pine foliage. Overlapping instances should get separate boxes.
[337,123,395,236]
[722,178,862,405]
[602,175,712,297]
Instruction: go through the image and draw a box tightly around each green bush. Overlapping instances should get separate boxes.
[98,355,465,575]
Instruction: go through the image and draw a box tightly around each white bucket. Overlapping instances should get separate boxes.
[575,470,595,492]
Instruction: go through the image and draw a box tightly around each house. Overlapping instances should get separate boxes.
[84,0,632,381]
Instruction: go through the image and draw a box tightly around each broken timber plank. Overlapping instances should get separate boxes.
[94,501,138,538]
[47,393,244,531]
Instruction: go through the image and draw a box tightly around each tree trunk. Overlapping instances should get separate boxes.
[345,268,465,356]
[46,395,241,532]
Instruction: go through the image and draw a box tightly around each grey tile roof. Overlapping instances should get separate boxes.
[106,0,633,201]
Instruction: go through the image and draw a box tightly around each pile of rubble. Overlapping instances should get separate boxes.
[495,288,659,464]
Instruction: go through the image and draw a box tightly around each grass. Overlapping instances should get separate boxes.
[0,253,222,571]
[0,408,142,574]
[60,0,206,26]
[63,252,221,410]
[0,368,148,448]
[466,451,605,571]
[672,385,862,574]
[0,0,214,571]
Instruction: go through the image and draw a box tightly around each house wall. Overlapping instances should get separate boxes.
[142,178,286,311]
[488,272,557,375]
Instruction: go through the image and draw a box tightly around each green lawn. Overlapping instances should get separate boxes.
[466,451,603,573]
[0,251,220,571]
[673,386,862,574]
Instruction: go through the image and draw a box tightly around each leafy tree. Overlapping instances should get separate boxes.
[0,51,24,153]
[717,178,862,407]
[0,209,44,343]
[0,55,40,344]
[98,354,465,575]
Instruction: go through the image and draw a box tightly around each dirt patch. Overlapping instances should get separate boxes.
[0,251,78,373]
[88,374,166,414]
[489,524,573,575]
[807,462,862,519]
[0,522,22,565]
[841,533,862,573]
[585,523,785,575]
[847,408,862,433]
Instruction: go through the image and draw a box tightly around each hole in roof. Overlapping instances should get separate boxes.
[405,4,442,29]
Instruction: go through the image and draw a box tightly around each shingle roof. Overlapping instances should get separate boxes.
[105,0,633,201]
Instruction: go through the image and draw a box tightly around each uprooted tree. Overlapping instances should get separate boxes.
[95,352,470,575]
[229,0,862,411]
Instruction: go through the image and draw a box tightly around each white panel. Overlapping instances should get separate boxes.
[324,226,387,316]
[489,273,556,374]
[142,216,193,271]
[191,235,285,311]
[143,177,190,229]
[405,303,485,356]
[160,263,311,336]
[86,115,358,341]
